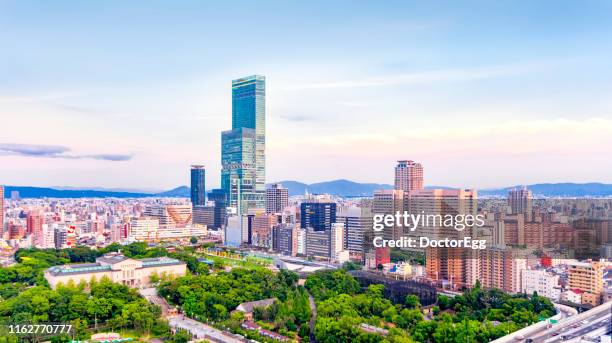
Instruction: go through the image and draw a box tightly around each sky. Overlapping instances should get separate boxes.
[1,0,612,191]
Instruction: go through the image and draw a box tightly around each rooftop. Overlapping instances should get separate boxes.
[236,298,277,313]
[46,254,184,276]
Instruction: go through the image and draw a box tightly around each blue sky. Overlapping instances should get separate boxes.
[1,1,612,190]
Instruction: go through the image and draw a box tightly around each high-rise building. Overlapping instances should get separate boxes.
[27,210,44,245]
[54,226,67,249]
[394,160,424,192]
[193,205,215,228]
[418,189,478,288]
[266,183,288,214]
[272,224,298,256]
[251,212,277,248]
[568,260,604,306]
[508,186,532,215]
[372,189,405,240]
[464,247,526,294]
[304,223,344,260]
[208,189,227,229]
[300,202,337,232]
[337,204,373,258]
[221,75,266,214]
[190,165,206,207]
[224,214,249,247]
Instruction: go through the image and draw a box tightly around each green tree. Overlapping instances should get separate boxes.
[404,295,420,309]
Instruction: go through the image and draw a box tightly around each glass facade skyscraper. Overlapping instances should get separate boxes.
[221,75,266,213]
[190,165,206,206]
[300,202,337,232]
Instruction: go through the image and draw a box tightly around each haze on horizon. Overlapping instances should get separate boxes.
[1,1,612,190]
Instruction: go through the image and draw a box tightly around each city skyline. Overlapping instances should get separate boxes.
[2,1,612,190]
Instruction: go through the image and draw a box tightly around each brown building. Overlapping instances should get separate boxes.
[567,260,604,306]
[394,160,424,193]
[466,248,526,294]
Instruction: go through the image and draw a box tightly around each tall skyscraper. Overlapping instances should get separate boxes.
[508,186,532,215]
[266,183,288,214]
[221,75,266,214]
[300,201,337,232]
[190,165,206,206]
[394,160,424,192]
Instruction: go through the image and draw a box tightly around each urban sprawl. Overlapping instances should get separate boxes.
[1,75,611,343]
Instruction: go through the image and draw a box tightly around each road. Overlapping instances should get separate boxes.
[491,302,592,343]
[537,312,611,343]
[495,301,612,343]
[168,315,248,343]
[308,291,317,343]
[140,287,248,343]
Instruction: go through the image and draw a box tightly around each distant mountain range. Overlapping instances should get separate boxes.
[478,183,612,197]
[2,181,612,198]
[1,185,175,199]
[275,180,394,196]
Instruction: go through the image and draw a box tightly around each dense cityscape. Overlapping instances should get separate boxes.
[0,75,610,343]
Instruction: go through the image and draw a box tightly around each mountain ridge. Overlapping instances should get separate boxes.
[2,181,612,198]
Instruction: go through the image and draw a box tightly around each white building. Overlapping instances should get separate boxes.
[296,228,306,255]
[45,253,186,289]
[224,215,248,247]
[521,269,561,301]
[129,218,160,241]
[561,289,582,304]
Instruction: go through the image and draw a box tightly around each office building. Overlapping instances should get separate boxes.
[300,202,337,232]
[394,160,424,192]
[272,224,298,256]
[193,205,215,227]
[266,183,288,214]
[208,189,227,229]
[305,223,344,260]
[221,75,266,214]
[190,165,206,206]
[336,204,373,257]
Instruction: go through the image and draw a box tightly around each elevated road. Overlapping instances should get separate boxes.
[491,302,612,343]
